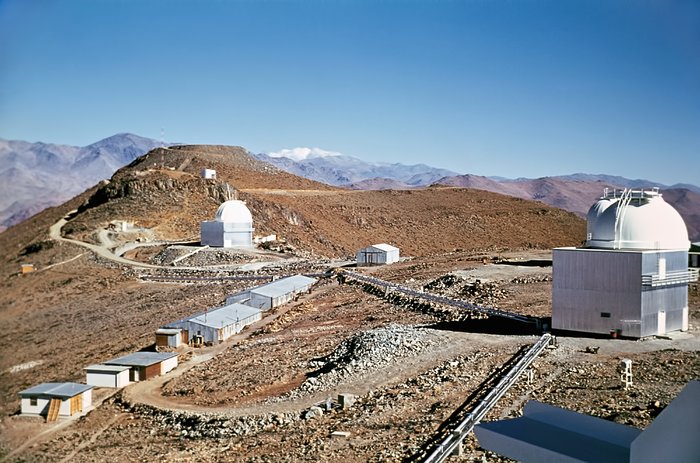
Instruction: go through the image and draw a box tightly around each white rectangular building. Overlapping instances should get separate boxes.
[19,382,93,420]
[356,243,400,266]
[155,328,183,348]
[84,364,131,388]
[104,352,178,382]
[247,275,317,310]
[167,303,262,344]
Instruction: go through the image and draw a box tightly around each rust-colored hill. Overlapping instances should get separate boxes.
[35,145,585,257]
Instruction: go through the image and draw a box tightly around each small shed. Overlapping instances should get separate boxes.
[155,328,184,348]
[104,352,178,382]
[201,168,217,179]
[19,382,93,421]
[21,264,35,274]
[167,303,262,344]
[84,364,130,388]
[356,243,400,266]
[248,275,318,310]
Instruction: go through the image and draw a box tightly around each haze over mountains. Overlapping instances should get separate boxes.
[1,133,698,241]
[0,134,163,231]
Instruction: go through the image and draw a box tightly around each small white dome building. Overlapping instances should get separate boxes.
[553,188,697,338]
[200,200,254,248]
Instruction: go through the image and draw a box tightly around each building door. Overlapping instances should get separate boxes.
[657,310,666,335]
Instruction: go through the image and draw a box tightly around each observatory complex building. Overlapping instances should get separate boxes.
[200,200,254,248]
[552,188,698,338]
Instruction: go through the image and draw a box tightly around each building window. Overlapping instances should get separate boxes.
[30,397,37,406]
[601,312,611,318]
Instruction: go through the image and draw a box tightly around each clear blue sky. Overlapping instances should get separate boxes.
[1,0,698,184]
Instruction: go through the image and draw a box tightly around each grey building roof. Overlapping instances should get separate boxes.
[104,351,178,367]
[363,243,399,252]
[156,328,181,335]
[249,275,317,298]
[184,303,261,329]
[19,382,93,398]
[83,364,130,373]
[475,380,700,463]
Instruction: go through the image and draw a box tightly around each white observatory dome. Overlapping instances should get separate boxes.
[586,189,689,250]
[215,200,253,224]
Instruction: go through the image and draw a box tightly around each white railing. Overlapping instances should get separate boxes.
[642,268,699,287]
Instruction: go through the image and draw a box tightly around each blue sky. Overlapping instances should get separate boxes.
[1,0,698,184]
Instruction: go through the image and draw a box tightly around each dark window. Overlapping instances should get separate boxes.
[601,312,611,318]
[30,397,38,406]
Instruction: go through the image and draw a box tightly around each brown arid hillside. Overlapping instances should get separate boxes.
[5,145,655,463]
[50,145,585,257]
[435,174,700,241]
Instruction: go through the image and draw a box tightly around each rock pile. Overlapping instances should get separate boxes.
[293,325,443,396]
[423,274,463,292]
[457,280,508,305]
[123,399,299,439]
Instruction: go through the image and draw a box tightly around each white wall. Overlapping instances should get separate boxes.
[20,390,92,417]
[86,370,130,388]
[160,356,178,375]
[21,397,50,416]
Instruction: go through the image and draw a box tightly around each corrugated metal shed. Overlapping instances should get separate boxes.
[250,275,317,298]
[19,382,93,398]
[186,303,261,329]
[104,352,177,367]
[167,303,262,344]
[356,243,400,266]
[247,275,317,310]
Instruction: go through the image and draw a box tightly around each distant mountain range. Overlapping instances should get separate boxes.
[2,134,698,241]
[253,152,458,187]
[252,151,700,241]
[0,133,164,231]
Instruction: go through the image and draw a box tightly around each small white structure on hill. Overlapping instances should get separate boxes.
[201,168,217,179]
[552,188,698,338]
[155,328,183,348]
[167,303,262,345]
[200,200,254,248]
[19,382,93,421]
[104,352,178,382]
[84,364,131,388]
[356,243,400,266]
[227,275,317,310]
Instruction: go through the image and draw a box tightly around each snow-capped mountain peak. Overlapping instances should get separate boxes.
[267,147,342,162]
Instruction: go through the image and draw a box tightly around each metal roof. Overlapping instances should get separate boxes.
[362,243,399,252]
[104,351,178,367]
[156,328,182,335]
[83,364,130,373]
[19,382,93,398]
[184,303,261,329]
[249,275,317,298]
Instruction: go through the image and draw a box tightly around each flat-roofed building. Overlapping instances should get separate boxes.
[246,275,317,310]
[19,382,93,421]
[167,303,262,344]
[356,243,400,266]
[103,352,178,382]
[84,364,131,388]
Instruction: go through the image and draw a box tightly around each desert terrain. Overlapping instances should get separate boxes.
[0,146,697,462]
